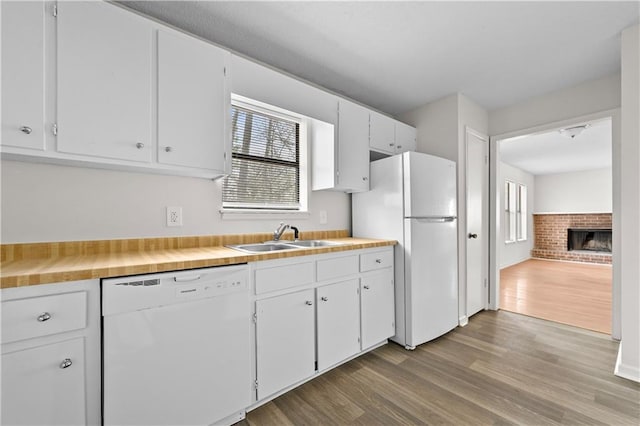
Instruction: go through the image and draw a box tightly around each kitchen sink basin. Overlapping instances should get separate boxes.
[227,240,344,253]
[227,243,295,253]
[284,240,343,248]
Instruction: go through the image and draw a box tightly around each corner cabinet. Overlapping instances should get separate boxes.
[1,1,230,179]
[312,99,369,192]
[1,280,101,426]
[251,246,394,404]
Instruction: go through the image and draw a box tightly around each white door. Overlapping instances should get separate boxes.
[255,289,315,400]
[404,152,457,218]
[466,128,489,318]
[337,99,370,192]
[369,111,395,154]
[1,1,46,151]
[57,1,153,162]
[1,338,86,426]
[394,122,417,154]
[360,270,395,349]
[316,279,360,370]
[157,29,230,172]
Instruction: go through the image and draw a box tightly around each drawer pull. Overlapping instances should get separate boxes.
[20,126,32,134]
[320,296,328,302]
[37,312,51,322]
[59,358,72,369]
[305,300,313,306]
[363,285,370,290]
[375,259,382,264]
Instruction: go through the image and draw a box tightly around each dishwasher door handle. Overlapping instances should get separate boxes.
[174,275,202,283]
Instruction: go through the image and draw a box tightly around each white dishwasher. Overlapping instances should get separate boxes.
[102,264,251,426]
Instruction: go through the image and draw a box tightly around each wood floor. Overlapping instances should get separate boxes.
[240,311,638,425]
[500,259,612,334]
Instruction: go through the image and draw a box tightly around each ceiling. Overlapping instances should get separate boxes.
[119,1,638,117]
[499,118,612,176]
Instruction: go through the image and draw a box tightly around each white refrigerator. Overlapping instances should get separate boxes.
[352,151,458,349]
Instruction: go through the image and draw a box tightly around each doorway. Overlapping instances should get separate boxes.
[491,116,615,335]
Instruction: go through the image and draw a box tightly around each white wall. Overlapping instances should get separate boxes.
[490,73,621,136]
[616,24,640,383]
[534,168,612,214]
[401,93,489,324]
[499,162,534,268]
[0,160,350,243]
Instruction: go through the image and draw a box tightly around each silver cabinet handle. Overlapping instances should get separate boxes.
[320,296,328,302]
[20,126,32,134]
[363,285,370,290]
[362,176,368,181]
[375,259,382,264]
[468,233,478,239]
[305,300,313,306]
[135,142,144,149]
[389,143,395,147]
[397,145,402,149]
[37,312,51,322]
[164,146,173,153]
[59,358,72,369]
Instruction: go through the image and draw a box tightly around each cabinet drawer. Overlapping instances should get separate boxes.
[317,255,359,282]
[360,249,394,272]
[1,291,87,344]
[255,262,314,295]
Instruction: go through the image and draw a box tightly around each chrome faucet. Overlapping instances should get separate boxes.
[273,222,290,241]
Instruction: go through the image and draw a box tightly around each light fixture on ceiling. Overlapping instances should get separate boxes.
[559,124,590,139]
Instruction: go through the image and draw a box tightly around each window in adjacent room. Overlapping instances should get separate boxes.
[505,180,516,243]
[516,183,527,241]
[223,99,305,211]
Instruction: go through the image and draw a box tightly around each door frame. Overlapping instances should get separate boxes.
[465,126,489,320]
[488,108,620,340]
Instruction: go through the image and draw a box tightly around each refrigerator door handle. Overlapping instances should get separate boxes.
[409,216,457,222]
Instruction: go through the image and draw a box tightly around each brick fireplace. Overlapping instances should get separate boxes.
[532,213,612,264]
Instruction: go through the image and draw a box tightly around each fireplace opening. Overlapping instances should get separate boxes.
[567,228,612,253]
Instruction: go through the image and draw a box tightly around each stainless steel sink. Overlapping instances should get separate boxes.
[227,243,295,253]
[227,240,343,253]
[284,240,343,248]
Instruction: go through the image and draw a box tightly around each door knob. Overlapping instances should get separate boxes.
[468,233,478,239]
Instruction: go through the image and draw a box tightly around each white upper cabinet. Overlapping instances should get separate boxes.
[157,30,230,173]
[395,121,417,153]
[312,99,369,193]
[369,111,396,154]
[1,1,46,151]
[57,1,153,163]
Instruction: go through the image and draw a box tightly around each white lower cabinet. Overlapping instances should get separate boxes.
[2,338,87,426]
[316,279,361,370]
[252,246,394,404]
[255,289,316,401]
[0,280,101,426]
[361,269,395,349]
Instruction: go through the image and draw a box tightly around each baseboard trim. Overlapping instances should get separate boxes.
[459,315,469,327]
[614,343,640,382]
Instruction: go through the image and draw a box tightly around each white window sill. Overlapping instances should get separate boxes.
[220,209,311,220]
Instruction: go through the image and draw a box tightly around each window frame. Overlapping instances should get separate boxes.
[516,183,527,241]
[504,180,517,243]
[220,96,309,219]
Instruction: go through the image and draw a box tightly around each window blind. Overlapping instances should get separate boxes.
[223,105,300,209]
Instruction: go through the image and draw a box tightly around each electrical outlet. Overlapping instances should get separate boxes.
[319,210,328,225]
[166,206,183,227]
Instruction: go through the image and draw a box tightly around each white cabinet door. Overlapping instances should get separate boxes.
[337,100,370,192]
[157,29,230,173]
[316,279,361,370]
[255,289,315,400]
[361,270,395,349]
[1,338,86,426]
[57,1,152,162]
[369,111,395,154]
[1,1,45,151]
[395,121,417,153]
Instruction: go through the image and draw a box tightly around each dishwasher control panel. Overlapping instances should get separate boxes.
[102,264,249,316]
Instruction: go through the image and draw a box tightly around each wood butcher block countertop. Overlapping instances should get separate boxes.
[0,230,395,288]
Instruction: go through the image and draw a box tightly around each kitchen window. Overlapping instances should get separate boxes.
[223,99,307,213]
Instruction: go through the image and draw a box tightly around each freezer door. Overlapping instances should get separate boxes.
[404,218,458,347]
[403,152,457,218]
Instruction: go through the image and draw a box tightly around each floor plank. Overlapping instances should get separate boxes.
[240,311,638,425]
[500,259,612,334]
